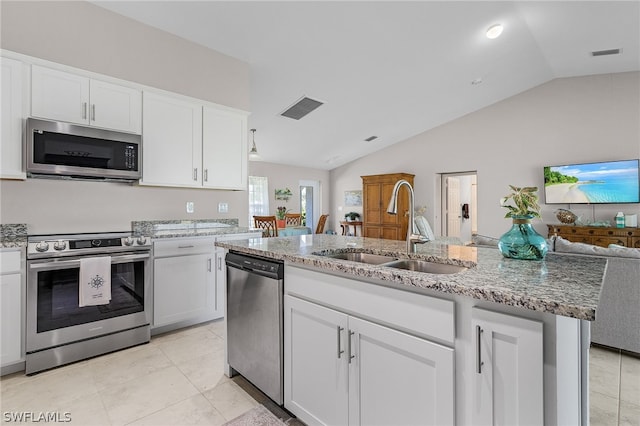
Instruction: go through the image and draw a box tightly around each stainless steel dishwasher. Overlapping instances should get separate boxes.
[226,251,285,405]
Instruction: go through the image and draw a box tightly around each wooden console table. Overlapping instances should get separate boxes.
[547,224,640,248]
[340,221,363,236]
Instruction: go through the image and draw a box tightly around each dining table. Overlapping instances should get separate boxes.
[278,226,312,237]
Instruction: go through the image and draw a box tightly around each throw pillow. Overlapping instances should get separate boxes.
[555,236,640,259]
[472,234,499,247]
[414,216,435,241]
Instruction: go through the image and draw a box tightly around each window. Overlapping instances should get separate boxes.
[248,176,269,227]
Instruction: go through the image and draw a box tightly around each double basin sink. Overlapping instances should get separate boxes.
[319,251,468,275]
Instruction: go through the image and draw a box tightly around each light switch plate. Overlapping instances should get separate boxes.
[218,202,229,213]
[186,201,194,213]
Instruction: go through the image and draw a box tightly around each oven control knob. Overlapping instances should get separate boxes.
[35,241,50,252]
[136,236,148,245]
[91,240,102,247]
[53,241,67,251]
[124,237,134,246]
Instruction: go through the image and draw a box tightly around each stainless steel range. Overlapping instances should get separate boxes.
[26,232,151,374]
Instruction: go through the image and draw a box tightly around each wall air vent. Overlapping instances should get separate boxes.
[364,136,378,142]
[280,96,324,120]
[591,48,622,57]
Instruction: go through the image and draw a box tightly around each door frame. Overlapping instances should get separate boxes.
[439,171,477,243]
[299,179,321,230]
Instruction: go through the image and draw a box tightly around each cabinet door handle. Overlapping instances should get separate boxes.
[337,326,345,359]
[217,257,222,271]
[193,168,198,181]
[82,102,87,119]
[476,325,484,374]
[91,104,96,121]
[208,258,212,272]
[204,169,208,182]
[177,245,194,249]
[348,330,355,363]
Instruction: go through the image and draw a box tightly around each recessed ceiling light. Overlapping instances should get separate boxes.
[364,136,378,142]
[486,24,503,39]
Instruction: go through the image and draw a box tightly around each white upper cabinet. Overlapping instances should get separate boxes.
[31,65,141,134]
[142,91,202,187]
[142,91,249,189]
[202,106,248,190]
[88,79,141,133]
[1,57,26,179]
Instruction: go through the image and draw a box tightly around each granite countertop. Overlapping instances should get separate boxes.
[216,234,607,321]
[132,219,257,239]
[0,224,28,248]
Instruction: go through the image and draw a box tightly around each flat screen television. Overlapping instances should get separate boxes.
[544,159,640,204]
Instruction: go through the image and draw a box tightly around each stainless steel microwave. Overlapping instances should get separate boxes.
[26,118,142,182]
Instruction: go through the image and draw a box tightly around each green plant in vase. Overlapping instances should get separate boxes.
[275,206,288,220]
[498,186,548,260]
[344,212,361,221]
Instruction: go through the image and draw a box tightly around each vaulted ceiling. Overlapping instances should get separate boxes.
[93,1,640,170]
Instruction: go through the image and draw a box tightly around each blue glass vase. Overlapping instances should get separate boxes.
[498,215,548,260]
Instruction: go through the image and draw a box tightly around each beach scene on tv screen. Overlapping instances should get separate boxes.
[544,160,640,203]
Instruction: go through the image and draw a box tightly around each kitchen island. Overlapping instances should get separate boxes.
[216,234,607,426]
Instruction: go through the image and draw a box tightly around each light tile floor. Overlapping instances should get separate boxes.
[0,320,638,425]
[590,346,640,426]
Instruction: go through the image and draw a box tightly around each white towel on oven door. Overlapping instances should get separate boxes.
[79,256,112,307]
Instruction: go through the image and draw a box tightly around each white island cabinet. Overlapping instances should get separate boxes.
[284,266,455,426]
[31,65,141,133]
[471,307,543,425]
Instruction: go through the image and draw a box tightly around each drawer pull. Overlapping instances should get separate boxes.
[178,245,195,249]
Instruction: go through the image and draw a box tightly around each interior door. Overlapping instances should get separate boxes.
[446,177,461,238]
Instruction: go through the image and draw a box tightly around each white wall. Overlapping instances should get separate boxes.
[248,161,331,231]
[330,72,640,239]
[0,1,251,233]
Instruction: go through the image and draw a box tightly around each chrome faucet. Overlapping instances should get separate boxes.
[386,179,429,253]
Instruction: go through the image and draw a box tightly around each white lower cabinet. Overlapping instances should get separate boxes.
[285,294,455,426]
[0,249,24,367]
[471,307,543,426]
[152,238,215,327]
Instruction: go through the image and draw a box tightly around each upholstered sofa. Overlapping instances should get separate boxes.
[471,234,640,355]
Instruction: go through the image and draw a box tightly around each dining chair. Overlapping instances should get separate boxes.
[285,213,302,226]
[315,214,329,234]
[253,215,278,237]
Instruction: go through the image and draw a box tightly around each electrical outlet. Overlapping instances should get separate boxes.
[186,201,194,213]
[218,202,229,213]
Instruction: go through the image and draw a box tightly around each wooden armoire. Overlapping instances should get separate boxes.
[361,173,414,240]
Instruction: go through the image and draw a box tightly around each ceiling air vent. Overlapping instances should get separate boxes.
[280,96,324,120]
[591,48,622,57]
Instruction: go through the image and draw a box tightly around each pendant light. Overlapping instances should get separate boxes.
[248,128,261,161]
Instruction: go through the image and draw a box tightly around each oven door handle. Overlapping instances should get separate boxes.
[29,253,150,270]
